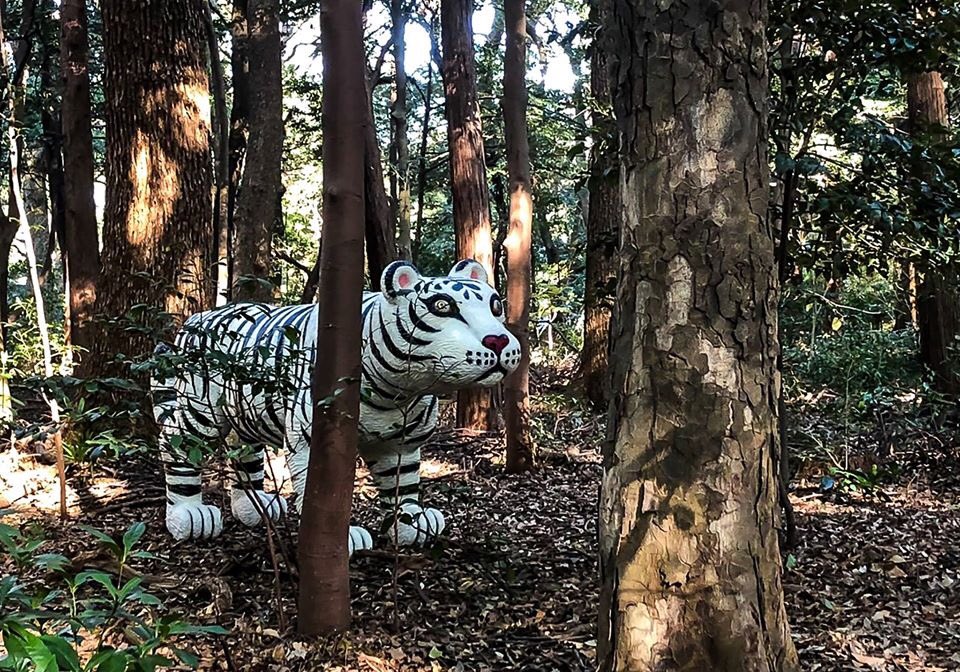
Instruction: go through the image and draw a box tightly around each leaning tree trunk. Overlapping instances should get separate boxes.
[297,0,366,635]
[94,0,214,373]
[907,72,960,397]
[502,0,534,472]
[597,0,798,669]
[232,0,282,303]
[441,0,494,430]
[582,0,620,412]
[60,0,100,374]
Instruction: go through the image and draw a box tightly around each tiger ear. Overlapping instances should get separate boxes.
[382,260,421,302]
[449,259,488,285]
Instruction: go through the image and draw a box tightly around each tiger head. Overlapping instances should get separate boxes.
[373,259,522,393]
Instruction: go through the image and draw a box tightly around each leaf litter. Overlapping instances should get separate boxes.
[3,384,960,670]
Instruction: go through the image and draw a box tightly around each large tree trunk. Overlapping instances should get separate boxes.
[297,0,365,635]
[93,0,214,372]
[441,0,494,430]
[60,0,100,374]
[597,0,798,669]
[363,70,397,291]
[390,0,412,260]
[232,0,282,303]
[502,0,534,473]
[907,72,959,398]
[582,0,619,412]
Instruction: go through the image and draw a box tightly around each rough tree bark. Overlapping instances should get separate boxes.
[597,0,798,669]
[907,71,960,398]
[297,0,366,634]
[502,0,534,472]
[390,0,412,260]
[60,0,99,373]
[232,0,282,302]
[582,0,620,411]
[441,0,494,430]
[93,0,214,372]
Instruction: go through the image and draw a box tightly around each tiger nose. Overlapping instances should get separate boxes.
[481,334,510,355]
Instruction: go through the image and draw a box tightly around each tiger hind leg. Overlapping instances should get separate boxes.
[227,434,287,527]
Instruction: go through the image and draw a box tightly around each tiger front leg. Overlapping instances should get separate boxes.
[365,448,445,547]
[283,391,373,557]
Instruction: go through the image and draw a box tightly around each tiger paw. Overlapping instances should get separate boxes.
[349,526,374,557]
[230,489,288,527]
[166,502,223,541]
[384,503,446,547]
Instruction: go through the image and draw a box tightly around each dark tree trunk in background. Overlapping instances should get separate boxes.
[297,0,365,635]
[598,0,798,668]
[60,0,100,369]
[582,0,619,412]
[93,0,214,372]
[907,71,960,398]
[441,0,494,430]
[502,0,534,472]
[39,17,66,286]
[391,0,412,260]
[364,71,397,290]
[413,48,435,265]
[232,0,282,302]
[226,0,250,299]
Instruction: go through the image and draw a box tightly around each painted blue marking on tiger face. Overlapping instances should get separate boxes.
[376,259,522,393]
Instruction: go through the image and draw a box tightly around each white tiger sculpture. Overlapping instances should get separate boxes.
[151,259,521,555]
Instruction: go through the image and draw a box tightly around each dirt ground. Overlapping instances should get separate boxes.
[3,396,960,671]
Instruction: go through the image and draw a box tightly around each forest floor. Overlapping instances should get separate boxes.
[3,372,960,671]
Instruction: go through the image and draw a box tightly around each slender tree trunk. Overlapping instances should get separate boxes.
[0,0,38,351]
[3,7,65,515]
[227,0,250,298]
[297,0,365,635]
[232,0,282,302]
[390,0,412,260]
[364,70,397,290]
[204,1,231,306]
[93,0,214,373]
[598,0,798,668]
[502,0,533,472]
[907,71,959,397]
[582,0,620,412]
[441,0,494,430]
[413,51,434,265]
